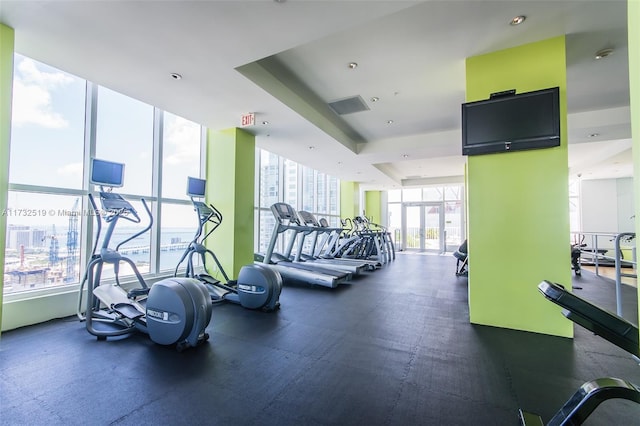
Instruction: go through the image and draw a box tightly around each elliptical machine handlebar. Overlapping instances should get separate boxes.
[87,191,153,254]
[116,198,152,252]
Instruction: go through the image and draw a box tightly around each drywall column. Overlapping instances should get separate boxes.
[629,0,640,337]
[364,190,382,224]
[340,181,359,219]
[0,24,14,336]
[466,36,572,337]
[206,128,255,278]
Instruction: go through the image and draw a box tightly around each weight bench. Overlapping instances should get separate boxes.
[518,280,640,425]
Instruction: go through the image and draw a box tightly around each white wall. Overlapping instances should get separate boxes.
[580,177,635,250]
[617,178,636,232]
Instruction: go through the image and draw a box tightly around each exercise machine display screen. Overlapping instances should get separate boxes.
[187,177,206,198]
[90,158,125,188]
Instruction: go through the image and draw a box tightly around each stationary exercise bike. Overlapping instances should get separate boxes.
[77,159,212,351]
[174,177,281,312]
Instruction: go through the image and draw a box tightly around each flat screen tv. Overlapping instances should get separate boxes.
[186,176,206,198]
[90,158,125,187]
[461,87,560,156]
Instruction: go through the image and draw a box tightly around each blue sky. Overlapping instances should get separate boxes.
[8,54,202,229]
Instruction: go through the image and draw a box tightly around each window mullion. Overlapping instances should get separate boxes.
[80,81,98,277]
[149,108,163,274]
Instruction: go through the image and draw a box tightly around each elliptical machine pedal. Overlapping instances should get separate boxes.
[174,177,283,312]
[77,159,212,351]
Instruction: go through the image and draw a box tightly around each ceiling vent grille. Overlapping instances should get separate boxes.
[328,95,370,115]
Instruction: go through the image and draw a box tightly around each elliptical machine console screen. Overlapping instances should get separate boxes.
[90,158,125,188]
[187,176,206,198]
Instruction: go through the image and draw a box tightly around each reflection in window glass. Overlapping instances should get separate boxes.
[3,192,83,294]
[162,112,201,199]
[159,203,200,272]
[9,55,86,189]
[95,86,153,195]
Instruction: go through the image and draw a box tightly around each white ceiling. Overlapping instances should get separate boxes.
[0,0,632,189]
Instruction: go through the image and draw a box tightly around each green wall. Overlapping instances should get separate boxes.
[205,128,255,278]
[364,191,381,224]
[340,181,359,219]
[0,24,15,336]
[630,0,640,336]
[466,36,572,337]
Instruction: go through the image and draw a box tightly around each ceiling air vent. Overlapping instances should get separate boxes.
[328,95,370,115]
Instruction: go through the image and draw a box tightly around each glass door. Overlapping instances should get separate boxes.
[405,205,423,251]
[424,203,442,252]
[403,203,444,252]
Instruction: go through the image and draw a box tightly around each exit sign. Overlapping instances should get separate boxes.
[241,113,255,127]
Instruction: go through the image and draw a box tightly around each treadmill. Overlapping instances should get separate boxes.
[294,210,369,274]
[257,203,351,288]
[518,280,640,425]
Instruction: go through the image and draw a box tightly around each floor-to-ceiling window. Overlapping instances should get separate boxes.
[3,54,204,296]
[255,148,341,255]
[5,55,87,293]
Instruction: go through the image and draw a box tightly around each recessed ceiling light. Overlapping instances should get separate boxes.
[348,62,358,69]
[595,48,614,59]
[262,121,269,125]
[510,15,526,26]
[588,133,600,137]
[170,73,182,80]
[308,146,315,150]
[370,97,379,102]
[402,154,409,158]
[387,120,394,124]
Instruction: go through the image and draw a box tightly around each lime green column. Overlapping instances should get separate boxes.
[364,191,381,224]
[340,181,359,219]
[0,24,14,336]
[205,128,255,278]
[466,36,572,337]
[629,1,640,338]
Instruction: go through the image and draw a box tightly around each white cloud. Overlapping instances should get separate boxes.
[57,162,83,178]
[11,57,73,128]
[164,116,200,165]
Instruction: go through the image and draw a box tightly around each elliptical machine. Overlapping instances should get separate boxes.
[77,159,212,351]
[174,177,281,312]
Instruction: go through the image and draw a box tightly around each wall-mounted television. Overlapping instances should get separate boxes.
[461,87,560,156]
[186,176,206,198]
[90,158,125,187]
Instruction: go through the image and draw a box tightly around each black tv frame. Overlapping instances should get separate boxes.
[90,158,125,188]
[186,176,206,198]
[461,86,560,156]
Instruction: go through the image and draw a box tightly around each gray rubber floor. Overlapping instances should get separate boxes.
[1,253,639,425]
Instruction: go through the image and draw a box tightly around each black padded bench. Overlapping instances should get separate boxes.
[518,280,640,425]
